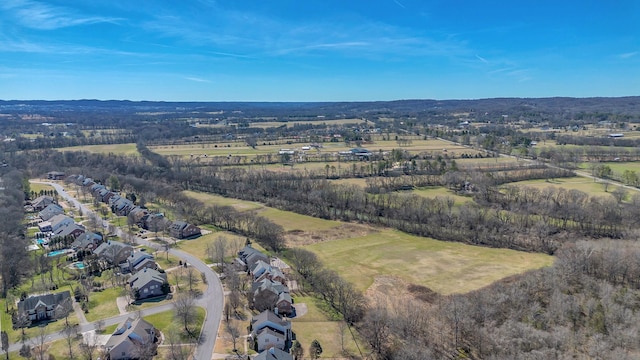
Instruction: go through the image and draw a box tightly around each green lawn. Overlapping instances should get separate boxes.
[412,186,473,205]
[291,295,363,358]
[29,182,55,194]
[144,307,206,341]
[305,229,554,295]
[175,231,247,263]
[183,190,264,212]
[85,287,122,322]
[506,176,617,198]
[57,143,139,155]
[258,208,342,232]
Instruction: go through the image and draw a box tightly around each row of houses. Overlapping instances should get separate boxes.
[238,245,295,357]
[239,245,293,317]
[70,175,202,239]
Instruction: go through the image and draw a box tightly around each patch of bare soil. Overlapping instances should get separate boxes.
[284,223,377,246]
[366,275,440,305]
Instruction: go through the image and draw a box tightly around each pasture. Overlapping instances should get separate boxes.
[506,176,618,198]
[291,295,362,358]
[412,186,473,205]
[305,229,553,295]
[183,190,264,212]
[57,143,138,155]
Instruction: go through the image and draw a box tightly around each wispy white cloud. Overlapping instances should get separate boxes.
[392,0,406,9]
[619,51,638,59]
[1,0,122,30]
[475,54,488,64]
[185,77,211,83]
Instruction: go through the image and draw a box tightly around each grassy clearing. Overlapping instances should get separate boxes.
[144,307,205,341]
[85,287,122,322]
[291,295,363,358]
[580,161,640,174]
[175,231,246,263]
[183,190,263,212]
[57,143,138,155]
[258,208,342,232]
[305,229,553,295]
[29,182,55,194]
[412,186,473,205]
[506,176,618,198]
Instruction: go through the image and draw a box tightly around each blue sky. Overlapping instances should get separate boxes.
[1,0,638,101]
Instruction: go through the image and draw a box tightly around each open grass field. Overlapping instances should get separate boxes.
[579,161,640,175]
[412,186,473,205]
[258,208,342,232]
[305,229,553,295]
[183,190,264,212]
[57,143,138,155]
[175,231,248,263]
[506,176,618,198]
[144,306,206,341]
[85,287,122,322]
[291,295,363,358]
[29,182,55,194]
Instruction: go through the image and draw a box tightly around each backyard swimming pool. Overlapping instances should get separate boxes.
[36,238,47,245]
[72,262,85,269]
[47,249,71,257]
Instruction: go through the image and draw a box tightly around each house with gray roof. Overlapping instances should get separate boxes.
[250,310,292,352]
[94,240,133,265]
[168,221,201,239]
[255,348,293,360]
[129,268,168,300]
[120,250,157,274]
[40,214,75,233]
[52,223,85,240]
[104,317,157,360]
[31,195,55,211]
[38,203,64,221]
[237,245,269,272]
[16,291,71,323]
[72,231,102,250]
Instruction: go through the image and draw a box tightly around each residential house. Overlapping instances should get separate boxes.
[120,251,157,274]
[129,268,168,300]
[250,310,292,352]
[31,195,55,211]
[16,291,71,323]
[252,278,292,315]
[47,171,65,180]
[94,240,134,265]
[72,231,102,250]
[141,213,169,232]
[168,221,201,239]
[112,197,135,216]
[104,317,157,360]
[238,245,269,272]
[255,348,293,360]
[38,203,64,221]
[39,214,75,233]
[253,260,287,285]
[52,223,85,241]
[127,207,148,226]
[102,191,118,204]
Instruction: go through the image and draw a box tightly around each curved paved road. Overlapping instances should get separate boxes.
[31,181,224,360]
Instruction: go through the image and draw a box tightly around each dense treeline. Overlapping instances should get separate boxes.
[360,240,640,359]
[555,135,640,147]
[0,168,30,297]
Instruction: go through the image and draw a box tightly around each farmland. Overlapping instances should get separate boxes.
[304,229,553,295]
